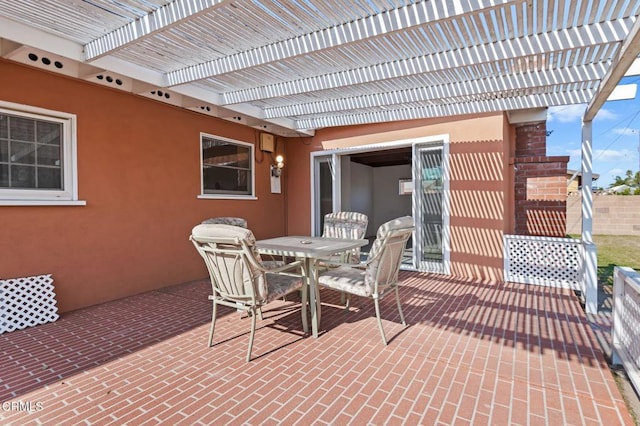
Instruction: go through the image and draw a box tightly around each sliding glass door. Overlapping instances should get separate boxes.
[412,142,448,273]
[311,138,449,274]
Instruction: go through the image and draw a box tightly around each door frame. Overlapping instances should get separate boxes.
[412,140,451,275]
[310,153,341,236]
[310,134,450,274]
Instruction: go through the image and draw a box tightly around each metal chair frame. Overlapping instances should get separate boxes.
[318,217,414,345]
[191,225,308,361]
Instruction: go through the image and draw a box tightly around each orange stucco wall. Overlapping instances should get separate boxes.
[2,58,518,312]
[1,60,289,312]
[285,114,516,283]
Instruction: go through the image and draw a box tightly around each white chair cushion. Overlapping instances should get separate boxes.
[192,223,254,241]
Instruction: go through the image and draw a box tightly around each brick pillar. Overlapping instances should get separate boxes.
[515,124,547,156]
[513,122,569,237]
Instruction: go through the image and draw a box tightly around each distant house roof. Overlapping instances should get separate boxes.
[604,184,637,194]
[567,169,600,181]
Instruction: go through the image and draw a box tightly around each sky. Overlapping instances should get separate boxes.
[546,75,640,188]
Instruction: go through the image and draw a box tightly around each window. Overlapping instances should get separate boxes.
[199,134,255,199]
[0,101,82,205]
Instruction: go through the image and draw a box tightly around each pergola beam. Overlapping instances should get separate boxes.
[584,17,640,121]
[295,89,594,130]
[84,0,225,60]
[264,65,605,119]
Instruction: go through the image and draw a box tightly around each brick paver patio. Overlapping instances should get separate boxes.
[0,272,634,425]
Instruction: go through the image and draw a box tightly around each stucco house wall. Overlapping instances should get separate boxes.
[3,58,556,312]
[1,59,288,312]
[285,113,516,283]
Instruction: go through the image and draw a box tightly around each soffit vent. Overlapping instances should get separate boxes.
[83,71,133,92]
[3,45,79,78]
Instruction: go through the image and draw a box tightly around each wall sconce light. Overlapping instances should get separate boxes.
[271,155,284,177]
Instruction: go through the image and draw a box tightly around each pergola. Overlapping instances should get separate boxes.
[2,0,640,312]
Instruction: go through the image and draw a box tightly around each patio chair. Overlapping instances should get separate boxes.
[317,216,414,345]
[190,224,308,361]
[321,211,369,264]
[316,211,369,307]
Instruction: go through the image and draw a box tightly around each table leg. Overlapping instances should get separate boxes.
[314,262,321,327]
[306,257,318,338]
[299,271,308,335]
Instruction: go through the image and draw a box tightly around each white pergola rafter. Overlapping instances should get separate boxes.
[295,88,595,129]
[1,0,638,136]
[262,62,608,119]
[220,19,629,105]
[165,0,527,86]
[84,0,225,60]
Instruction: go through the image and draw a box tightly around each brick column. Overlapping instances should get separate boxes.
[513,123,569,237]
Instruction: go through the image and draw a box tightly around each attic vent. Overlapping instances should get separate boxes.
[199,106,212,112]
[96,74,123,86]
[27,52,63,69]
[150,90,170,99]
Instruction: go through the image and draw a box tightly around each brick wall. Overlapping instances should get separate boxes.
[515,124,547,156]
[566,195,640,236]
[513,123,569,237]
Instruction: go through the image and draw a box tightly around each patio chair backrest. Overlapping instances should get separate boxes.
[322,211,368,263]
[201,217,248,228]
[190,224,267,302]
[365,216,414,293]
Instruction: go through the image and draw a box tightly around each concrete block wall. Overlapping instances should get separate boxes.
[566,195,640,236]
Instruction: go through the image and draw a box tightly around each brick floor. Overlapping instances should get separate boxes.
[0,272,635,425]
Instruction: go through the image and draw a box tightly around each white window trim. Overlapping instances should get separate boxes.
[0,100,85,206]
[198,133,256,200]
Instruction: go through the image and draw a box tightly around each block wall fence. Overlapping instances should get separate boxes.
[566,195,640,236]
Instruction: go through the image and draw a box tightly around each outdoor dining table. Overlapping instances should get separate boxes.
[256,236,367,338]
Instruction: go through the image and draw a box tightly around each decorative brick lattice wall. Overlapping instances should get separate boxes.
[0,274,59,334]
[514,123,569,237]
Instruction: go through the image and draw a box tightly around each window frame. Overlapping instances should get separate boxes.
[0,100,84,206]
[198,133,256,200]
